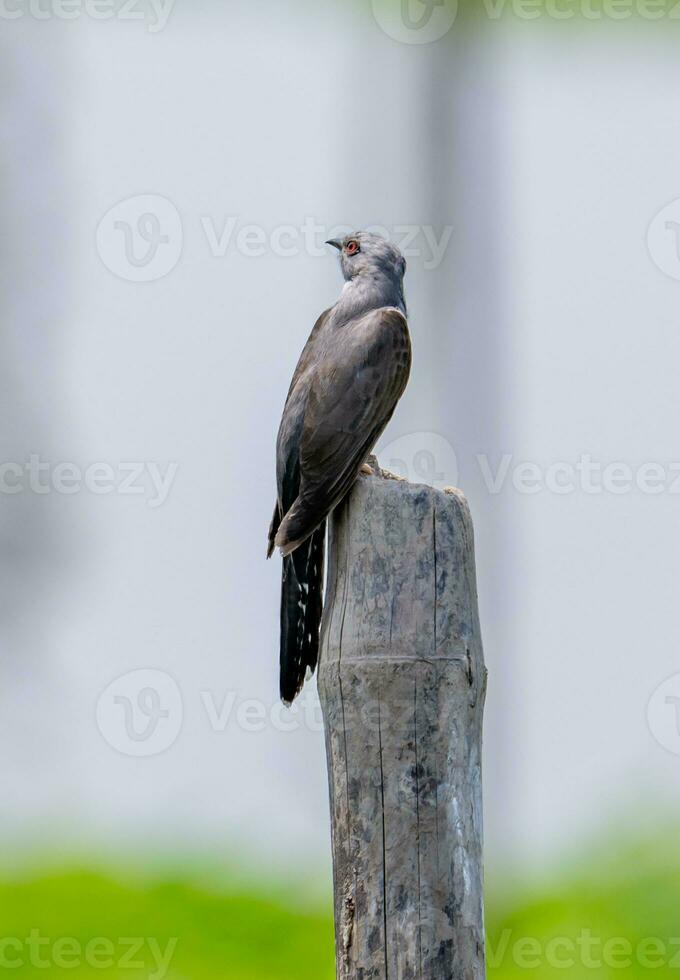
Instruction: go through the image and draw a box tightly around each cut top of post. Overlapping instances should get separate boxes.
[321,465,484,685]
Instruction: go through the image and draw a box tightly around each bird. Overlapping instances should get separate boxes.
[267,231,412,705]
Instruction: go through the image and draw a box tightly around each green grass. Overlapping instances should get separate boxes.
[0,829,677,977]
[487,830,680,977]
[0,867,335,979]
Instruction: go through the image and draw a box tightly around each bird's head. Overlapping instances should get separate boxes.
[326,232,406,286]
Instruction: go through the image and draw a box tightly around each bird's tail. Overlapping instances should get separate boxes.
[280,521,326,705]
[274,490,333,558]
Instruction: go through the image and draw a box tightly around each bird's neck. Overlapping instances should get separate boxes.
[335,273,405,324]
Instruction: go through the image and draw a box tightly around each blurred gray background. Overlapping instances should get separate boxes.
[1,2,679,875]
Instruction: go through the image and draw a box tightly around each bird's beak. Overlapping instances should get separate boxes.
[325,238,343,251]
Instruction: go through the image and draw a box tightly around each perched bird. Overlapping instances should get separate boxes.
[268,232,412,704]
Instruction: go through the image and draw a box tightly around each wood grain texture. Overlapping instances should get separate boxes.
[318,464,487,980]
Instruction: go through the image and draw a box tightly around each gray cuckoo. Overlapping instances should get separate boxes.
[268,232,412,704]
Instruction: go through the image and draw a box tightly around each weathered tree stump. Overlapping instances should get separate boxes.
[318,462,487,980]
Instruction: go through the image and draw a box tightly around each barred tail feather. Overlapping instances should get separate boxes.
[279,521,326,705]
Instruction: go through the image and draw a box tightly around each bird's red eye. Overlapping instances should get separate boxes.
[345,240,360,255]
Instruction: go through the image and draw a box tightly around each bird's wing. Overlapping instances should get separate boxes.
[268,307,334,558]
[283,307,332,406]
[275,308,410,554]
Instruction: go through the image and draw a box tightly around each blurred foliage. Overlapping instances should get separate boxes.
[0,829,678,977]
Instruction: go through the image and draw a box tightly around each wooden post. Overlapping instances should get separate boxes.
[318,462,487,980]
